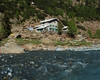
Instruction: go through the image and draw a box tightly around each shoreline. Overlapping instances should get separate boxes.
[1,43,100,54]
[0,38,100,53]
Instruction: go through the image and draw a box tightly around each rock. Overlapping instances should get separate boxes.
[2,58,5,61]
[5,60,7,63]
[8,72,12,77]
[22,43,34,51]
[7,67,12,73]
[55,47,65,51]
[10,55,13,58]
[1,42,24,53]
[30,61,34,65]
[1,70,7,75]
[35,47,43,50]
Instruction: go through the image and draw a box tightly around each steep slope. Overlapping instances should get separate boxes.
[0,0,100,40]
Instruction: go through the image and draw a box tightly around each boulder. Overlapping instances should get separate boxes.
[22,43,34,51]
[55,47,65,51]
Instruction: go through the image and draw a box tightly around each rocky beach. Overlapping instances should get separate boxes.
[0,37,100,53]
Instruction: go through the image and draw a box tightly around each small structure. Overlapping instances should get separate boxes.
[62,26,68,33]
[35,18,59,32]
[31,2,34,5]
[27,27,34,31]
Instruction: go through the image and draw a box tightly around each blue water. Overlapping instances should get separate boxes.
[0,50,100,80]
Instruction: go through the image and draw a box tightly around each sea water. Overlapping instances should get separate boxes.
[0,50,100,80]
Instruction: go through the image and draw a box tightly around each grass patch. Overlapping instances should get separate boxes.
[54,40,93,46]
[73,41,93,46]
[15,38,42,45]
[54,41,70,46]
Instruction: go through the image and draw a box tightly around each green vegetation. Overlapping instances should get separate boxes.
[0,11,11,40]
[58,20,63,35]
[0,26,6,39]
[0,0,100,39]
[0,38,9,46]
[88,29,93,38]
[94,29,100,39]
[0,0,100,22]
[67,20,77,38]
[88,28,100,39]
[15,38,42,45]
[54,41,70,46]
[73,41,92,46]
[33,0,100,21]
[54,40,92,46]
[0,41,2,46]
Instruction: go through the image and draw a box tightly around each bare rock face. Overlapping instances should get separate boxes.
[0,42,24,53]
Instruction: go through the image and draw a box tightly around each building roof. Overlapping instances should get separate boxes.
[63,26,68,29]
[36,24,49,30]
[35,25,41,29]
[40,18,59,23]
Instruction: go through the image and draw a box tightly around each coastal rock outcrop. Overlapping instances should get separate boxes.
[0,41,24,53]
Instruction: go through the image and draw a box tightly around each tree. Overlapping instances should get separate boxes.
[94,29,100,38]
[58,22,62,35]
[67,20,77,38]
[16,11,19,20]
[0,25,6,40]
[58,20,63,35]
[1,11,11,38]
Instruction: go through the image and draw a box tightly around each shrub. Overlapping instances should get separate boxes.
[81,17,84,23]
[0,5,7,13]
[58,22,63,35]
[77,25,86,31]
[0,26,6,36]
[37,13,45,20]
[67,20,77,38]
[61,20,68,26]
[0,25,7,40]
[88,29,92,38]
[94,29,100,38]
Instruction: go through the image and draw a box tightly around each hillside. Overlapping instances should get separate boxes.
[0,0,100,40]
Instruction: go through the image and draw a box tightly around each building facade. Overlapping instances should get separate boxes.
[35,18,59,32]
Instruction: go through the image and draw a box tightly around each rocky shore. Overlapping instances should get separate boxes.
[0,39,24,54]
[22,43,100,52]
[66,44,100,51]
[1,40,100,53]
[0,32,100,53]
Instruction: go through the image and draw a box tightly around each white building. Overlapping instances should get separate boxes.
[62,26,68,33]
[35,24,49,32]
[35,18,59,32]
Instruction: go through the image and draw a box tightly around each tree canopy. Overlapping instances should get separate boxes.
[67,20,77,38]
